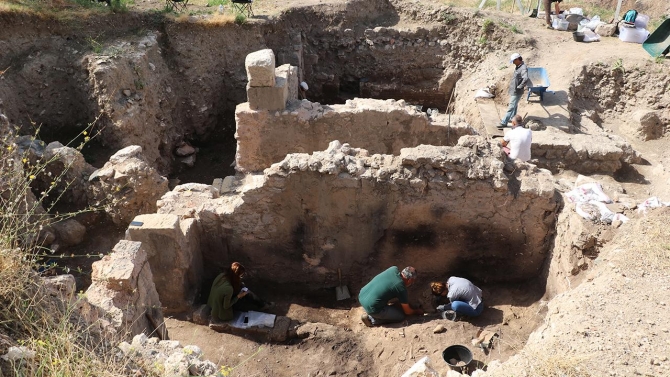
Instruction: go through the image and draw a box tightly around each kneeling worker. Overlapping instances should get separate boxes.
[431,276,483,320]
[359,266,423,327]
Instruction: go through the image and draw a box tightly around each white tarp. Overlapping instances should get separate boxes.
[637,197,670,214]
[565,183,629,224]
[230,311,276,329]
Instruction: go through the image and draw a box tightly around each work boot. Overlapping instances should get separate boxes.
[441,310,457,321]
[360,314,374,327]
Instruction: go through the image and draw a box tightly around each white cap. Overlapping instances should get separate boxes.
[300,82,309,90]
[509,53,521,63]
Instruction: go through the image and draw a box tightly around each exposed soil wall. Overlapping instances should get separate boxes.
[157,137,559,288]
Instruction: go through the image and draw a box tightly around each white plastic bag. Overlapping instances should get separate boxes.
[401,356,440,377]
[474,89,494,99]
[565,182,612,204]
[585,15,602,30]
[582,29,601,42]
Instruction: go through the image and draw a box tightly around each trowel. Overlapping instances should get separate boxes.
[335,268,351,301]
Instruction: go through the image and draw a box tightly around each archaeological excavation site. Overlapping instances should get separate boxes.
[1,0,670,375]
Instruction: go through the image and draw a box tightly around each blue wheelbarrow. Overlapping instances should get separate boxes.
[526,67,552,102]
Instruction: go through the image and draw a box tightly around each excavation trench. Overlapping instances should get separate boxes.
[0,1,625,374]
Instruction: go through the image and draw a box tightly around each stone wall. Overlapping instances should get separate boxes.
[531,130,640,174]
[235,98,474,172]
[126,214,202,314]
[158,137,559,287]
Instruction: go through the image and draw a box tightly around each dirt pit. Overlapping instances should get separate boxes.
[1,0,669,375]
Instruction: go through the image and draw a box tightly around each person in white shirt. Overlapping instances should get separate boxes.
[501,115,532,162]
[431,276,483,320]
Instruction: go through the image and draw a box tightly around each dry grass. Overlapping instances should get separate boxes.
[522,347,593,377]
[0,120,137,376]
[622,209,670,270]
[172,12,235,25]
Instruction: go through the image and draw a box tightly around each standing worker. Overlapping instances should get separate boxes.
[498,53,529,130]
[544,0,563,29]
[501,115,532,162]
[359,266,423,327]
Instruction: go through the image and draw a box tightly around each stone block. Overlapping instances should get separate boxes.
[247,76,288,111]
[595,23,617,37]
[126,214,202,314]
[276,64,298,102]
[245,49,275,87]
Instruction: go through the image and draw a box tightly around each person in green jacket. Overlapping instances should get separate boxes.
[359,266,423,327]
[208,262,271,322]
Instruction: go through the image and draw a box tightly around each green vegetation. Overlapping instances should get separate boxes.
[481,18,494,33]
[234,13,246,25]
[440,11,456,24]
[206,0,229,7]
[477,36,488,45]
[612,58,625,74]
[499,20,523,34]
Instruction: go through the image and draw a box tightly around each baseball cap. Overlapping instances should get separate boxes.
[509,53,521,63]
[300,81,309,90]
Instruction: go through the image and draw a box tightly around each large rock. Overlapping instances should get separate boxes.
[595,23,617,37]
[85,240,168,339]
[276,64,299,102]
[125,213,202,314]
[87,146,169,226]
[245,49,276,87]
[52,219,86,246]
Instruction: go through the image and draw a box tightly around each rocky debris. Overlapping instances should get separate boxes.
[245,49,276,87]
[192,304,211,326]
[88,146,169,226]
[235,98,474,172]
[433,324,446,334]
[624,109,666,141]
[158,137,558,285]
[85,240,168,339]
[117,334,219,377]
[51,218,86,246]
[126,214,202,314]
[531,129,640,174]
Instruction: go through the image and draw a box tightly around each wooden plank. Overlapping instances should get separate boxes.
[476,98,505,138]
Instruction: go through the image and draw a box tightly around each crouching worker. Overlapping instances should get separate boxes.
[431,276,483,320]
[208,262,273,322]
[359,266,423,327]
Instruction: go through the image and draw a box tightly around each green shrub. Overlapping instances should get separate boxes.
[234,13,246,25]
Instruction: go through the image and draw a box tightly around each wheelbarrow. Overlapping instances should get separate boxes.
[643,18,670,58]
[526,67,553,102]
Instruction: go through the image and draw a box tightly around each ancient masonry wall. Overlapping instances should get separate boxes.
[235,98,474,172]
[157,137,559,289]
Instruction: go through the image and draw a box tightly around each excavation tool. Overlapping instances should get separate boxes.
[335,268,350,300]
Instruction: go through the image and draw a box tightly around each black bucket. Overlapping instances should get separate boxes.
[442,345,473,372]
[573,31,585,42]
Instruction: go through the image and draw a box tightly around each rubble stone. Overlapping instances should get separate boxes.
[626,109,665,141]
[276,64,299,102]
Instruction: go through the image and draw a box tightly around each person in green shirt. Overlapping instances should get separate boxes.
[358,266,423,327]
[208,262,272,322]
